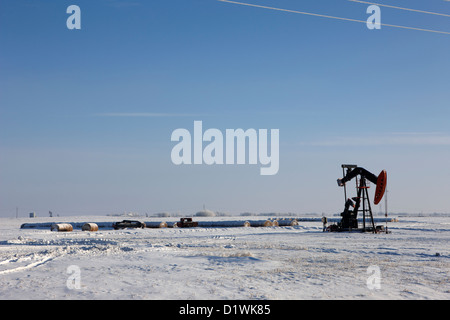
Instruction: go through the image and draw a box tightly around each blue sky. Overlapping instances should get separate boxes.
[1,0,449,217]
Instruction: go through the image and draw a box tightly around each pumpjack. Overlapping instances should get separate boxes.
[326,165,388,233]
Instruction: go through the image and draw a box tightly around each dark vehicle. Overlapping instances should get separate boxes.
[112,220,146,230]
[176,218,198,228]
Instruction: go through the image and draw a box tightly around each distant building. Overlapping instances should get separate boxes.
[156,212,171,218]
[195,210,216,217]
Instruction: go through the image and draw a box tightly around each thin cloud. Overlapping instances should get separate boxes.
[93,113,207,117]
[300,132,450,147]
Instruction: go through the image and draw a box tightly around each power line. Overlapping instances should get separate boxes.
[348,0,450,18]
[219,0,371,24]
[217,0,450,35]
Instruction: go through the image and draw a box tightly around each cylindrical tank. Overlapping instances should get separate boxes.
[82,223,99,231]
[51,223,73,232]
[145,221,168,228]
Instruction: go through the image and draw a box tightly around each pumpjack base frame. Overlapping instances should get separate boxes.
[326,224,387,233]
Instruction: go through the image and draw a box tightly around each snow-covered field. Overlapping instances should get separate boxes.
[0,215,449,300]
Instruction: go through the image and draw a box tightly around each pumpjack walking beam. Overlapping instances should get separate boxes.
[338,166,387,206]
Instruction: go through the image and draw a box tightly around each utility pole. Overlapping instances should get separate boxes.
[385,189,388,216]
[385,189,388,232]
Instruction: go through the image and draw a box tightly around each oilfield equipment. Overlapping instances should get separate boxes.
[20,217,301,231]
[19,164,391,234]
[326,164,388,233]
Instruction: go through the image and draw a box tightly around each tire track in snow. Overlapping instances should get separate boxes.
[0,253,55,275]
